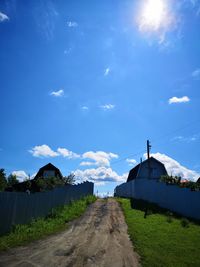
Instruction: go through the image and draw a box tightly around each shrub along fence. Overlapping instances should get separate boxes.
[0,181,94,235]
[115,179,200,220]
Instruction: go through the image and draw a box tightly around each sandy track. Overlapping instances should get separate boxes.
[0,199,140,267]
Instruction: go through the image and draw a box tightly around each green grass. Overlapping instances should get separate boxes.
[117,198,200,267]
[0,195,97,251]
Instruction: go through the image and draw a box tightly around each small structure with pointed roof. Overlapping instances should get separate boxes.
[5,163,64,193]
[127,157,168,182]
[34,163,63,180]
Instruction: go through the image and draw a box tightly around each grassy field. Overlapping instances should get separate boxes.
[0,195,96,251]
[118,198,200,267]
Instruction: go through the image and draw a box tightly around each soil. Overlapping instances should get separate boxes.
[0,198,140,267]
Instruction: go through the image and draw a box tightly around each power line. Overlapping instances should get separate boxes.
[111,149,146,165]
[110,118,200,166]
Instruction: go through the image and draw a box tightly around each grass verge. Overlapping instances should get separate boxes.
[0,195,97,251]
[117,198,200,267]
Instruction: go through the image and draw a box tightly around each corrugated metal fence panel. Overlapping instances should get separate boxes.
[115,179,200,220]
[0,182,94,235]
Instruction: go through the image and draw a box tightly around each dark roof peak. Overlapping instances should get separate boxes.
[148,156,165,166]
[40,163,59,170]
[45,162,56,167]
[34,163,63,179]
[129,156,162,172]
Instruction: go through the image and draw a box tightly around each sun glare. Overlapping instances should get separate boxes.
[138,0,170,32]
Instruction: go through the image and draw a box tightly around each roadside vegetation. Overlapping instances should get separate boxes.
[0,195,96,251]
[0,168,76,192]
[118,198,200,267]
[0,169,19,191]
[160,174,200,191]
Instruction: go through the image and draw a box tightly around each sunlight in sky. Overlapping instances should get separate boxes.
[1,0,200,196]
[138,0,172,32]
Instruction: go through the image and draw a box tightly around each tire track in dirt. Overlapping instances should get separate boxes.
[0,199,140,267]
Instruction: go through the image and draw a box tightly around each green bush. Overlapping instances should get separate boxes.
[160,175,200,191]
[181,218,190,228]
[35,176,65,191]
[160,175,181,185]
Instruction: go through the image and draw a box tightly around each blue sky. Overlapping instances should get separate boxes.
[0,0,200,196]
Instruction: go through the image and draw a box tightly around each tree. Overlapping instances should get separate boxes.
[64,173,76,185]
[34,174,76,192]
[35,177,46,191]
[0,168,7,191]
[35,176,65,191]
[7,174,19,187]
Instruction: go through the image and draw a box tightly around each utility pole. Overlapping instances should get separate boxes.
[147,140,151,159]
[147,140,151,179]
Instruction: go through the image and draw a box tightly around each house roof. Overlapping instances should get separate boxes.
[127,163,140,182]
[34,163,63,179]
[126,156,167,182]
[5,163,64,192]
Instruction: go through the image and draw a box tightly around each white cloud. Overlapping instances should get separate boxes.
[82,106,89,110]
[67,21,78,27]
[74,167,127,184]
[33,2,58,41]
[172,135,198,142]
[168,96,190,104]
[192,68,200,79]
[80,161,95,166]
[145,152,200,181]
[81,151,118,167]
[100,104,115,110]
[187,0,200,16]
[31,173,37,179]
[0,11,9,22]
[50,89,64,97]
[57,148,80,159]
[95,191,113,197]
[29,145,59,158]
[29,146,119,167]
[94,182,106,187]
[12,171,28,182]
[104,68,110,76]
[64,48,72,55]
[126,158,137,166]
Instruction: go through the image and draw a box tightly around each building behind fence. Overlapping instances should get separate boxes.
[115,179,200,220]
[0,181,93,235]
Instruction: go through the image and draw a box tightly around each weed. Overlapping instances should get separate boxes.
[181,218,190,228]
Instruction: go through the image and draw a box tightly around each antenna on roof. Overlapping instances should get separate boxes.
[147,140,151,160]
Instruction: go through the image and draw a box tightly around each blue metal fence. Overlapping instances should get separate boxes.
[0,181,93,235]
[115,179,200,220]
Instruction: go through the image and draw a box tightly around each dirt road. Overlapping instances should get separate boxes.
[0,199,140,267]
